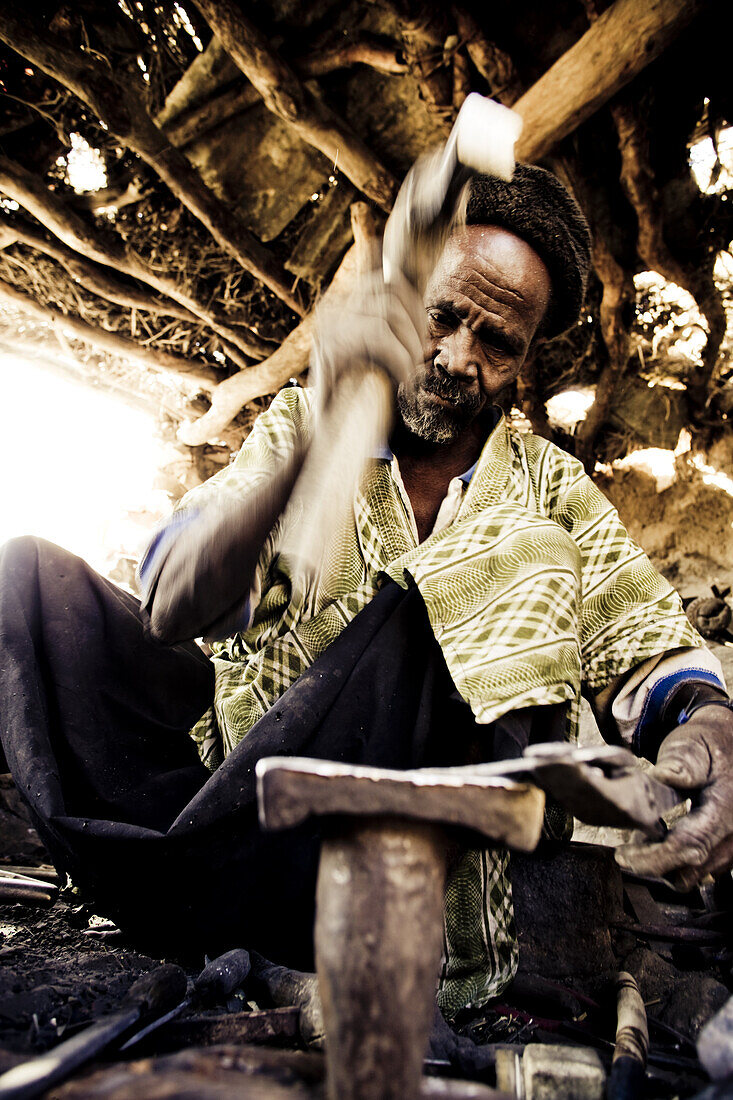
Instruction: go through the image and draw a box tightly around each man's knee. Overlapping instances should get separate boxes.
[0,534,46,580]
[0,535,82,575]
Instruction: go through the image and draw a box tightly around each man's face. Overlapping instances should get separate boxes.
[397,225,552,444]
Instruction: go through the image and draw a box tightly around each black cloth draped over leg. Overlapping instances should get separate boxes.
[0,536,564,968]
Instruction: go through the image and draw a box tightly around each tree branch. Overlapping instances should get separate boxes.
[301,37,407,78]
[0,278,220,391]
[191,0,398,211]
[0,9,303,316]
[0,333,164,416]
[0,211,207,325]
[160,36,406,151]
[0,155,272,363]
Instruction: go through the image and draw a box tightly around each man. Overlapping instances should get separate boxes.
[1,166,732,1018]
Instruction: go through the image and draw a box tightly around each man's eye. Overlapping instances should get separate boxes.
[428,309,452,328]
[481,334,516,357]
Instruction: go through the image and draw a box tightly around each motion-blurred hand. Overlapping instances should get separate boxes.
[311,269,425,417]
[616,704,733,890]
[143,447,305,645]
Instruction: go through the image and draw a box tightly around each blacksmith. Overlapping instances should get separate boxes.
[1,165,732,1018]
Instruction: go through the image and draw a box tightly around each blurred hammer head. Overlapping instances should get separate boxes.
[382,93,523,295]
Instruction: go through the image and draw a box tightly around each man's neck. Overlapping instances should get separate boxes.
[390,410,496,477]
[390,413,496,541]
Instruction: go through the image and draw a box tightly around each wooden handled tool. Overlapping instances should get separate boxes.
[0,964,187,1100]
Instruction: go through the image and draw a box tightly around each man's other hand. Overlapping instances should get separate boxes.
[616,705,733,890]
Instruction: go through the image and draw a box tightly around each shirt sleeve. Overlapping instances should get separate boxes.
[136,386,311,632]
[530,439,702,693]
[610,646,727,752]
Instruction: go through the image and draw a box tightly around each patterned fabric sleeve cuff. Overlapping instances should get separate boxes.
[137,509,254,637]
[137,508,201,607]
[634,667,728,757]
[609,646,727,754]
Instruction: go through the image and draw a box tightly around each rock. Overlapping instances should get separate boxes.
[698,995,733,1080]
[522,1043,605,1100]
[511,845,623,980]
[659,972,730,1040]
[623,947,678,1008]
[284,181,356,287]
[187,103,328,242]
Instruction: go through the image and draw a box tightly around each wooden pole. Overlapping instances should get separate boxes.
[514,0,707,162]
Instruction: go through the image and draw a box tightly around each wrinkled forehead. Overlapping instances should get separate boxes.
[425,224,551,310]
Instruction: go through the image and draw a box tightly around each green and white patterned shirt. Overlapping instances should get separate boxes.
[182,385,700,1015]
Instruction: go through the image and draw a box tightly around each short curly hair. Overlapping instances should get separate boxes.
[466,164,592,337]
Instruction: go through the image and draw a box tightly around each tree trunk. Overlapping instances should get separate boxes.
[575,239,635,469]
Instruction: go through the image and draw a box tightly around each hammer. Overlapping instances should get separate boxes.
[257,757,544,1100]
[284,93,523,578]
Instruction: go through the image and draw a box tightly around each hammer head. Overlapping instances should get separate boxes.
[382,94,523,294]
[256,757,545,852]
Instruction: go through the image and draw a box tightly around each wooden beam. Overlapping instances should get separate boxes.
[452,6,521,105]
[161,37,406,151]
[0,10,303,316]
[191,0,398,211]
[156,37,239,130]
[0,279,220,391]
[514,0,707,162]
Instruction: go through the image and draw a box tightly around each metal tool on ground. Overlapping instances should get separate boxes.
[0,867,59,906]
[0,876,56,906]
[257,756,545,1100]
[193,947,251,1005]
[120,947,253,1052]
[0,964,187,1100]
[607,972,649,1100]
[248,951,325,1048]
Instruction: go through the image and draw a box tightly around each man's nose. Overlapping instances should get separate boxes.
[434,327,480,381]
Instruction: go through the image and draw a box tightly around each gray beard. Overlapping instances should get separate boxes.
[396,371,483,444]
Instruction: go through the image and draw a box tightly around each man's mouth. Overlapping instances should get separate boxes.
[424,390,455,407]
[419,377,481,416]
